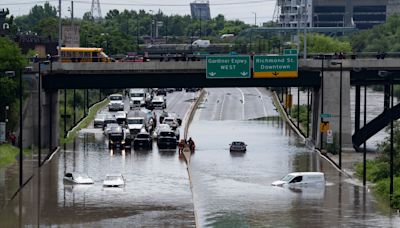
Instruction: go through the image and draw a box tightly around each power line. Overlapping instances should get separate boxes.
[73,0,271,7]
[0,0,58,6]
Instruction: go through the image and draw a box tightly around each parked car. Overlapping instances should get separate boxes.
[94,113,107,128]
[133,130,153,149]
[103,174,125,187]
[162,117,179,130]
[229,141,247,152]
[151,96,166,109]
[104,123,119,137]
[185,88,200,92]
[103,114,118,130]
[271,172,325,187]
[157,130,177,149]
[153,124,171,139]
[108,125,127,149]
[63,172,94,184]
[156,88,167,96]
[108,94,124,111]
[115,111,127,125]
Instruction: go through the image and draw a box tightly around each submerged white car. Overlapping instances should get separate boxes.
[103,174,125,187]
[63,172,94,184]
[271,172,325,187]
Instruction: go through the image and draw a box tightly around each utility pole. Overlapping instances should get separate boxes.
[71,1,74,26]
[58,0,62,55]
[252,12,257,27]
[303,0,308,59]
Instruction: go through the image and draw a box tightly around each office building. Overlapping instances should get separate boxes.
[277,0,400,29]
[190,0,211,20]
[277,0,313,28]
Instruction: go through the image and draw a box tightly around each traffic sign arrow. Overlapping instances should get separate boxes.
[208,72,216,77]
[240,71,248,76]
[272,71,279,76]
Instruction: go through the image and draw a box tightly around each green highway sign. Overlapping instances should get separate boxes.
[206,56,251,79]
[320,113,335,118]
[253,55,298,78]
[283,49,298,55]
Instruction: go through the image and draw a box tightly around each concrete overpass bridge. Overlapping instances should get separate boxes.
[37,58,400,155]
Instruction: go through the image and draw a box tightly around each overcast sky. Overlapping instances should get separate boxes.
[1,0,277,25]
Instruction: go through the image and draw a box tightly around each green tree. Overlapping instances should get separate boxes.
[0,37,27,71]
[302,33,352,53]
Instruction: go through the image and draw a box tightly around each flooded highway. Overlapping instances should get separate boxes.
[0,88,399,227]
[189,88,400,227]
[0,90,197,227]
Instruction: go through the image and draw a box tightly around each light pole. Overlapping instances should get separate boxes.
[331,61,343,169]
[149,10,154,43]
[378,70,394,203]
[303,0,308,59]
[136,13,139,51]
[252,12,257,27]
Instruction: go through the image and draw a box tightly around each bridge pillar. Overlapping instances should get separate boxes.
[318,70,353,150]
[43,90,59,151]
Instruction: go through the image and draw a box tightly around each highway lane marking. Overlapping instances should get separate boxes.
[219,90,226,121]
[236,87,245,120]
[255,88,268,117]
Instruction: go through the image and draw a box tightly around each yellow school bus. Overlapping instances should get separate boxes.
[60,47,112,62]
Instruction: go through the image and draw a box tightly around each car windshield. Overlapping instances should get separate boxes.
[131,93,144,97]
[159,131,175,137]
[110,96,122,101]
[76,173,89,178]
[136,134,149,139]
[96,114,106,119]
[105,175,121,181]
[163,119,173,123]
[233,142,244,146]
[127,119,143,124]
[281,174,295,182]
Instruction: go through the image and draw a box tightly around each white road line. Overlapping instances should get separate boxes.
[255,87,268,117]
[236,87,245,120]
[219,93,226,121]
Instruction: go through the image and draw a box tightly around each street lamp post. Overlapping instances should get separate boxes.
[331,61,343,169]
[149,10,154,43]
[252,12,257,27]
[19,69,23,187]
[377,70,394,202]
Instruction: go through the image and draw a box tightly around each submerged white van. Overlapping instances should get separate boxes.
[271,172,325,187]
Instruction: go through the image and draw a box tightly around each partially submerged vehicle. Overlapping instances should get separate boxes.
[63,172,94,184]
[271,172,325,187]
[229,141,247,152]
[103,174,125,187]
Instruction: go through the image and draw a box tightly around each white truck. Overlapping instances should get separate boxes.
[129,89,150,109]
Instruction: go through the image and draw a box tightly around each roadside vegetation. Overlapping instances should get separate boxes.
[355,122,400,209]
[60,97,109,145]
[0,37,27,166]
[0,144,19,167]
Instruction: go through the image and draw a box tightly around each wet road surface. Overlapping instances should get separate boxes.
[188,87,400,227]
[0,90,197,227]
[0,88,399,227]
